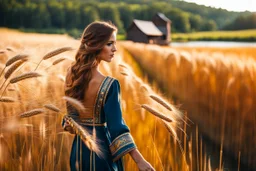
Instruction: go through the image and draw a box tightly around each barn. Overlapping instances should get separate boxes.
[126,13,171,45]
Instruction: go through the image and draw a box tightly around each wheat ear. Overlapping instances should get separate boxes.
[0,50,6,54]
[0,54,28,79]
[35,47,73,71]
[63,96,85,114]
[120,71,129,76]
[0,60,27,91]
[6,47,15,52]
[0,71,42,97]
[52,57,66,65]
[64,116,102,157]
[0,96,16,103]
[43,104,61,113]
[141,104,173,122]
[20,108,45,118]
[5,54,29,67]
[4,59,28,79]
[57,74,65,82]
[118,64,128,69]
[10,71,42,84]
[45,57,67,70]
[149,94,173,111]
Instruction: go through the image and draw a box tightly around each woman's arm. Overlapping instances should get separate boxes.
[129,149,155,171]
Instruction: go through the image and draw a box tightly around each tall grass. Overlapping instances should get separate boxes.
[121,41,256,170]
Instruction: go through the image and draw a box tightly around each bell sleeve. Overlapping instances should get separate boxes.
[103,79,137,162]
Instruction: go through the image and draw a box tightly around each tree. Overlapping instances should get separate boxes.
[200,20,217,31]
[80,5,100,28]
[223,13,256,30]
[117,3,133,30]
[166,8,191,33]
[98,3,124,33]
[47,2,65,28]
[64,1,81,29]
[189,14,203,31]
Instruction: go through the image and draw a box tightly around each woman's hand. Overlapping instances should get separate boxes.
[63,122,75,134]
[136,159,155,171]
[129,149,155,171]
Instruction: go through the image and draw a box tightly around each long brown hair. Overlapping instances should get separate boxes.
[65,21,117,101]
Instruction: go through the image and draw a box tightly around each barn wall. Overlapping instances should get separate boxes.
[127,24,149,43]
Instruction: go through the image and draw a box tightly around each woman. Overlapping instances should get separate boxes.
[62,21,155,171]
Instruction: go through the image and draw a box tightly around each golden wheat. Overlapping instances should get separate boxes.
[63,116,102,157]
[0,96,16,103]
[34,47,73,71]
[43,104,61,113]
[149,94,173,111]
[52,58,66,65]
[162,120,177,138]
[0,50,6,54]
[118,64,128,69]
[6,47,15,52]
[4,59,28,79]
[120,71,129,76]
[57,74,65,82]
[43,47,73,60]
[20,108,45,118]
[10,71,42,84]
[62,96,85,114]
[141,104,173,122]
[5,54,29,67]
[7,88,15,91]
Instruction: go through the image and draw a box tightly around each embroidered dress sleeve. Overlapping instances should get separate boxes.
[62,102,79,131]
[103,79,137,162]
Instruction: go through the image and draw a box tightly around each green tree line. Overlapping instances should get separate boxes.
[0,0,254,36]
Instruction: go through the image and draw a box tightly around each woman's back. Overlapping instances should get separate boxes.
[83,75,106,107]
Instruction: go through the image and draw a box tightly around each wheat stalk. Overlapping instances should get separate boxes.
[0,50,6,54]
[141,104,173,122]
[118,64,128,69]
[6,47,15,52]
[43,47,73,60]
[0,59,27,91]
[57,74,65,82]
[5,54,29,67]
[120,71,129,76]
[63,116,102,157]
[7,88,15,91]
[35,47,73,71]
[44,104,61,113]
[20,108,45,118]
[45,57,67,71]
[4,59,28,79]
[10,71,42,84]
[149,94,173,111]
[63,96,85,114]
[52,57,66,65]
[0,96,16,103]
[0,54,28,79]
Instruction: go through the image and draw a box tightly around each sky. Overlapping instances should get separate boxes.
[183,0,256,12]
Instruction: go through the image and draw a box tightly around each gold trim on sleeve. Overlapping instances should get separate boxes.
[109,133,135,155]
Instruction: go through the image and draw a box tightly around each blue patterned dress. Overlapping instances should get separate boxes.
[62,76,137,171]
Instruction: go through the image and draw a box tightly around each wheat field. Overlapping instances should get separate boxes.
[121,41,256,170]
[0,29,216,171]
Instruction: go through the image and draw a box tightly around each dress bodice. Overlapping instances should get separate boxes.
[67,76,115,126]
